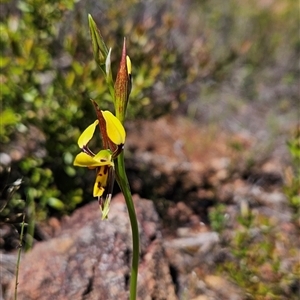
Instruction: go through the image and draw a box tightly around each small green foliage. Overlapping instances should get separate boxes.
[284,128,300,221]
[209,204,227,233]
[0,176,24,223]
[217,210,300,299]
[211,134,300,300]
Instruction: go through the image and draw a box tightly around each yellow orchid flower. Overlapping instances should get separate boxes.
[73,110,126,219]
[74,149,113,199]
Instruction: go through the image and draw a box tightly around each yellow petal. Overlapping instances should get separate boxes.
[94,184,105,197]
[126,55,131,76]
[93,165,109,197]
[101,110,126,145]
[74,152,98,167]
[74,152,114,167]
[78,120,99,148]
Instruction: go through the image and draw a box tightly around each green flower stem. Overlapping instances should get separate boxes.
[115,151,139,300]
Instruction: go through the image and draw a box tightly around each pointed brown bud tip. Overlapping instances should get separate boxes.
[114,38,131,122]
[118,38,128,80]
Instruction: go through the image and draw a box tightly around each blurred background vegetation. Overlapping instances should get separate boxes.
[0,0,299,296]
[1,0,298,220]
[1,0,298,218]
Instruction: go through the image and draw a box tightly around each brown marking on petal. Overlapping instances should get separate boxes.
[98,167,104,176]
[103,165,109,175]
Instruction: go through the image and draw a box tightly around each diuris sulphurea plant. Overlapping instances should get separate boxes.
[73,15,139,300]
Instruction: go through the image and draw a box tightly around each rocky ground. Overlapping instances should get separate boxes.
[1,115,299,300]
